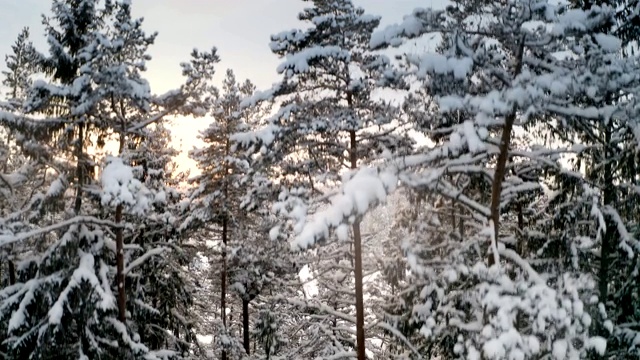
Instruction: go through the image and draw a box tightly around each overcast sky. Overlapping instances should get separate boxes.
[0,0,433,170]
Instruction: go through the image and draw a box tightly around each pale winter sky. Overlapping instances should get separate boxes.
[0,0,439,170]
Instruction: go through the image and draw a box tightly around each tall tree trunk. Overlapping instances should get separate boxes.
[488,37,525,266]
[598,126,614,342]
[2,130,16,286]
[516,201,525,256]
[221,216,228,360]
[116,124,127,324]
[116,204,126,323]
[243,298,250,355]
[74,122,84,214]
[349,129,366,360]
[8,259,15,286]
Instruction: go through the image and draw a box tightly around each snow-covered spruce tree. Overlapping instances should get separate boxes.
[2,27,36,108]
[538,0,640,356]
[187,69,272,359]
[234,1,409,358]
[86,1,203,356]
[252,305,287,360]
[0,1,125,358]
[123,122,200,356]
[0,27,49,359]
[551,0,640,359]
[0,26,39,288]
[286,1,627,359]
[0,0,195,358]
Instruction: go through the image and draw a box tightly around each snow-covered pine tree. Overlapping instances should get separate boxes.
[252,305,287,360]
[288,0,626,358]
[234,1,410,357]
[0,26,40,289]
[0,2,130,358]
[187,69,271,359]
[0,26,47,360]
[2,27,35,109]
[0,0,200,358]
[542,0,640,356]
[124,122,199,357]
[90,1,203,357]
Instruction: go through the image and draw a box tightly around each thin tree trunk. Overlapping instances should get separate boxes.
[116,204,126,323]
[243,298,250,355]
[74,122,84,214]
[516,201,525,256]
[221,216,228,360]
[8,259,15,286]
[488,38,525,265]
[459,205,464,242]
[598,126,614,341]
[451,199,457,233]
[349,129,366,360]
[2,130,15,286]
[116,122,127,324]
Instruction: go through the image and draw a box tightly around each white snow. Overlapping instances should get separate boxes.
[586,336,607,355]
[101,156,151,214]
[552,339,568,360]
[276,46,351,74]
[293,167,398,250]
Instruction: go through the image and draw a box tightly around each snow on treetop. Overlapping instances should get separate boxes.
[101,156,151,214]
[370,8,444,49]
[276,46,351,75]
[407,53,474,80]
[270,29,307,52]
[551,5,615,36]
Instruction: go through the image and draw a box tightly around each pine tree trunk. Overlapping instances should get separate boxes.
[221,216,228,360]
[489,112,515,265]
[116,128,127,325]
[74,122,84,214]
[116,204,126,323]
[488,38,525,266]
[349,129,366,360]
[516,202,525,256]
[243,298,250,355]
[598,126,614,343]
[8,258,15,286]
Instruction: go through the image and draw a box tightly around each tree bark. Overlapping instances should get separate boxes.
[221,216,228,360]
[243,298,250,355]
[8,259,15,286]
[598,125,614,340]
[349,129,366,360]
[74,122,84,215]
[116,119,127,324]
[116,204,126,323]
[488,38,525,265]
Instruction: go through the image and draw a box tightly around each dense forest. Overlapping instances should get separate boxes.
[0,0,639,359]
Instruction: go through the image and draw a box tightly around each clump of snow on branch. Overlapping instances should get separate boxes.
[292,167,398,250]
[100,156,151,215]
[276,46,351,75]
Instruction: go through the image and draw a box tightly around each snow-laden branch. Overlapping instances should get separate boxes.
[48,254,115,325]
[292,167,398,250]
[278,294,423,358]
[373,320,423,358]
[604,205,638,258]
[275,295,357,324]
[123,247,167,275]
[498,248,546,285]
[126,107,178,133]
[0,216,127,247]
